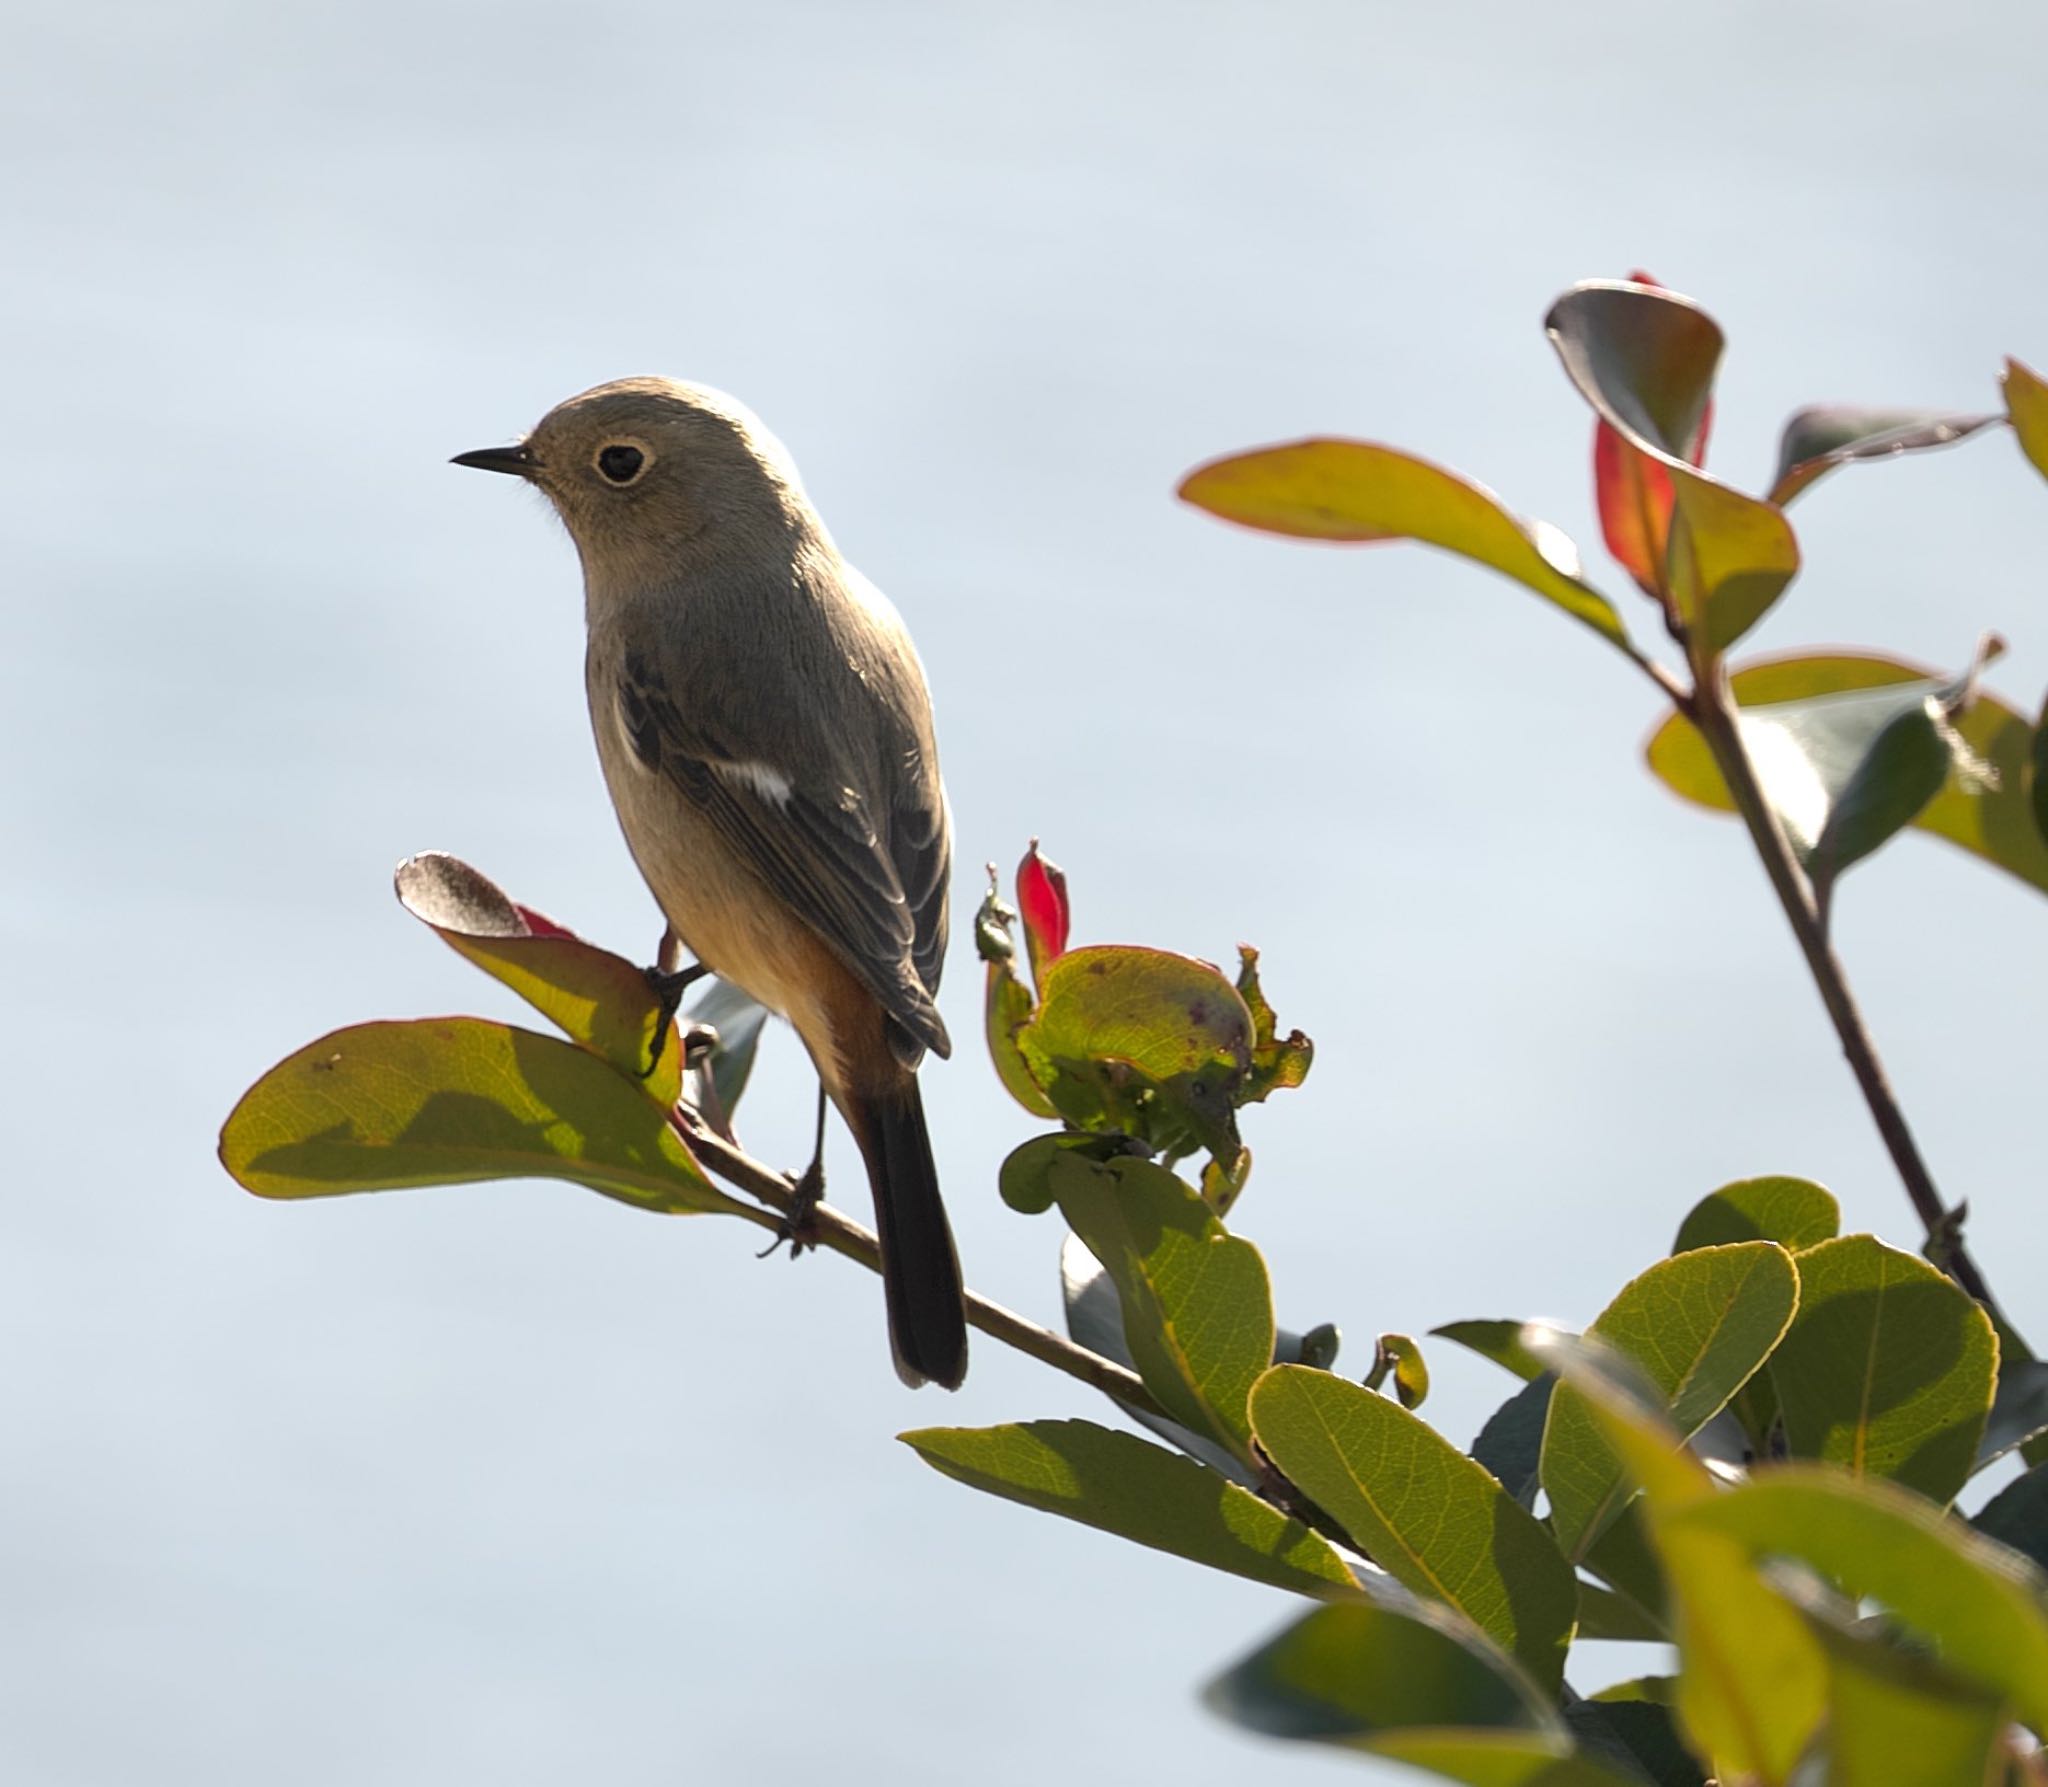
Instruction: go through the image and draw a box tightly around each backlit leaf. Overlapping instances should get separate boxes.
[1646,651,2048,899]
[901,1419,1358,1599]
[1769,1234,1996,1506]
[394,852,682,1105]
[1178,438,1630,650]
[1251,1364,1579,1691]
[1676,1467,2048,1735]
[2003,357,2048,484]
[1672,1176,1839,1254]
[1542,1244,1799,1562]
[1020,945,1253,1159]
[1051,1151,1272,1463]
[1546,282,1797,650]
[219,1018,742,1216]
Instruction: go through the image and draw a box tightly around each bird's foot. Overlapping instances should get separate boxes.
[758,1157,824,1260]
[640,961,710,1079]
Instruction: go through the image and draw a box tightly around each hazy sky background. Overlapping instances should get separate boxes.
[6,3,2047,1783]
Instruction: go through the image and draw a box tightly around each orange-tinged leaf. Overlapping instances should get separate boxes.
[1179,438,1629,649]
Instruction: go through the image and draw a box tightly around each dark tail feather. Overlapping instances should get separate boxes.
[848,1081,967,1389]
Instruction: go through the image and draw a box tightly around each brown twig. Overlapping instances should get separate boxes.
[674,1116,1173,1416]
[1681,655,2015,1335]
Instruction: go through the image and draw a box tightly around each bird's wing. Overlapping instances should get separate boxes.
[616,643,950,1060]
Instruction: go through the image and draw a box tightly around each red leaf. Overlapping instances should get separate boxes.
[1016,841,1070,990]
[1591,271,1712,602]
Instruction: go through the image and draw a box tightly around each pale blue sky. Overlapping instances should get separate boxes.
[5,3,2047,1783]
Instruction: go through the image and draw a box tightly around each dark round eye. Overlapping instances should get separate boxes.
[596,443,646,484]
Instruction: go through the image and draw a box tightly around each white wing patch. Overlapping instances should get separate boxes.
[715,759,794,806]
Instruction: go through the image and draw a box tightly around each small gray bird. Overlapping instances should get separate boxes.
[453,378,967,1389]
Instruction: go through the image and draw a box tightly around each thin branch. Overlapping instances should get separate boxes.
[676,1117,1173,1417]
[1683,655,2014,1331]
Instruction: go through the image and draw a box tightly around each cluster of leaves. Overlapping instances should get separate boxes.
[219,851,772,1222]
[216,273,2048,1786]
[911,859,2048,1784]
[1182,276,2048,923]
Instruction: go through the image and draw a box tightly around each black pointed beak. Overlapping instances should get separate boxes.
[450,442,537,477]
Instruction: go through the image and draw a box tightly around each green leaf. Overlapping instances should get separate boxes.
[1575,1580,1666,1642]
[974,874,1059,1119]
[1370,1333,1431,1410]
[900,1419,1358,1599]
[394,852,682,1105]
[1528,1329,1829,1787]
[1056,1232,1336,1487]
[1050,1152,1272,1462]
[997,1131,1123,1216]
[1769,1234,1996,1506]
[1435,1320,1552,1383]
[1646,651,2048,899]
[219,1018,743,1216]
[1800,671,1994,916]
[1234,945,1314,1106]
[1674,1467,2048,1736]
[1472,1375,1553,1509]
[1580,1507,1669,1637]
[1562,1695,1706,1787]
[2004,356,2048,484]
[1672,1176,1839,1254]
[1545,283,1798,650]
[1203,1599,1565,1749]
[1542,1243,1799,1562]
[1807,1606,2011,1787]
[1020,945,1253,1160]
[1973,1462,2048,1572]
[1768,406,2001,507]
[1177,438,1630,651]
[1350,1734,1654,1786]
[1250,1364,1580,1692]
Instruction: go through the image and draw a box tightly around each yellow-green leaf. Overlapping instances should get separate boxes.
[1675,1468,2048,1737]
[395,852,682,1105]
[2004,356,2048,484]
[1250,1365,1578,1691]
[219,1018,740,1215]
[1542,1243,1799,1562]
[1178,438,1629,650]
[1646,651,2048,899]
[1769,1234,1996,1506]
[1050,1152,1272,1463]
[1528,1329,1829,1786]
[901,1419,1358,1600]
[1672,1175,1839,1254]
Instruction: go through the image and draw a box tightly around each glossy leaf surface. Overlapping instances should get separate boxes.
[1251,1365,1579,1691]
[220,1018,740,1216]
[1179,439,1629,649]
[1672,1175,1839,1254]
[1647,652,2048,898]
[1542,1244,1798,1562]
[1768,405,2001,507]
[1769,1235,1995,1506]
[1051,1151,1272,1462]
[1546,283,1797,649]
[395,852,683,1105]
[901,1419,1358,1599]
